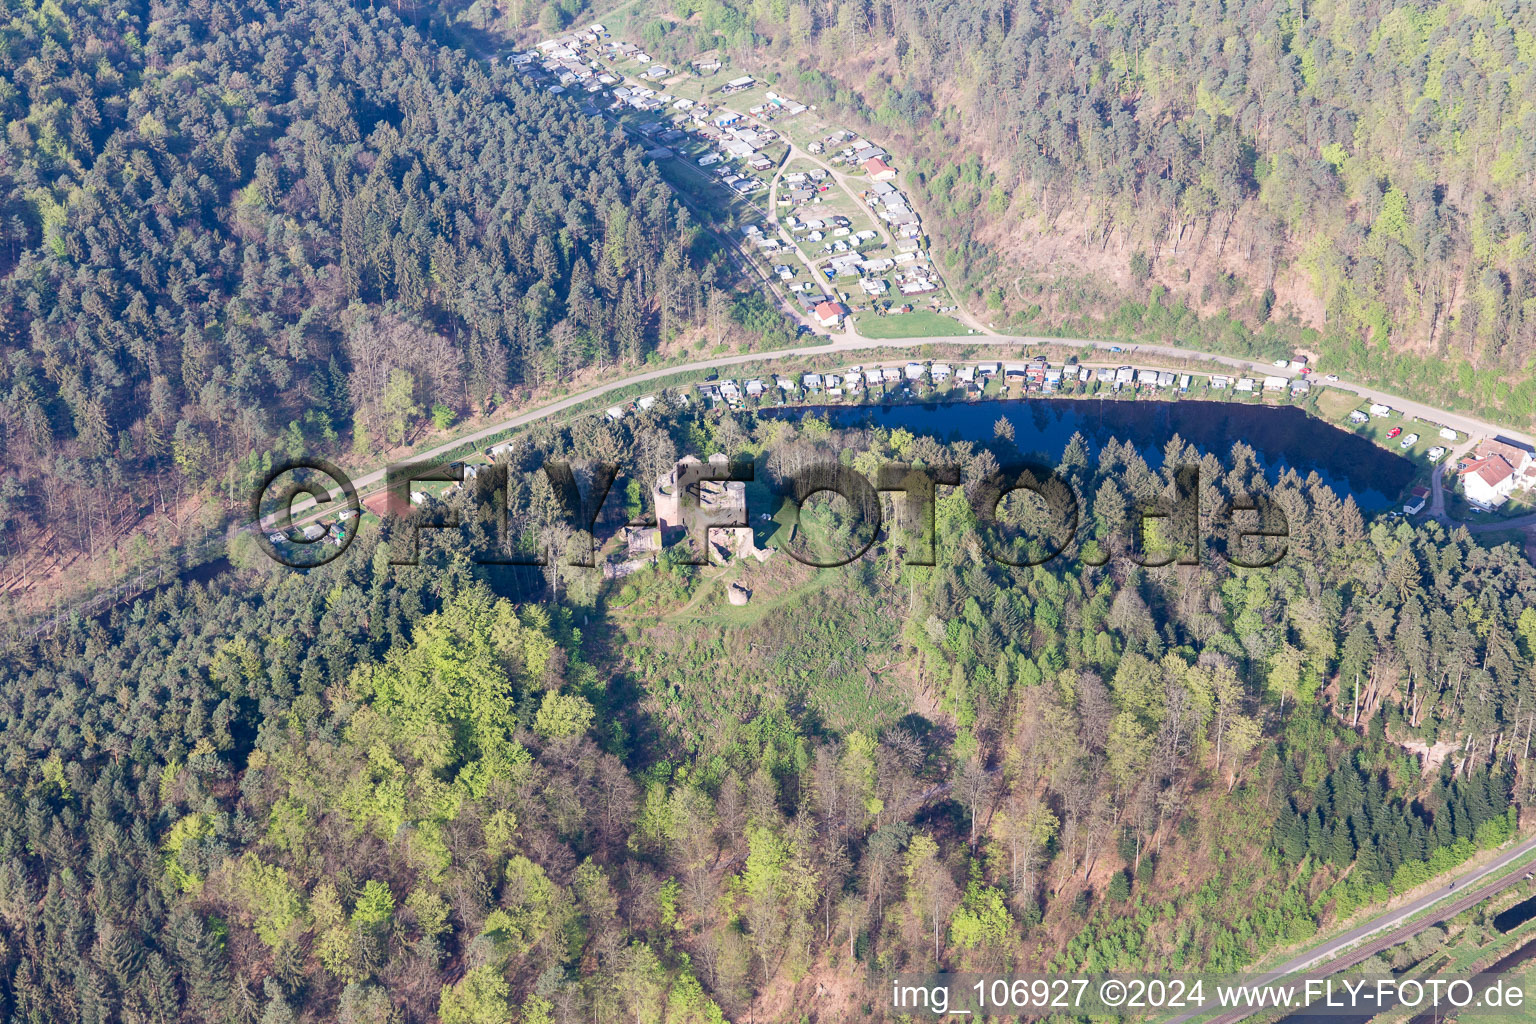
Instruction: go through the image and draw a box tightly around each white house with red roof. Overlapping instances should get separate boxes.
[1459,454,1518,508]
[1459,438,1534,508]
[862,157,896,181]
[813,300,846,327]
[1475,438,1534,475]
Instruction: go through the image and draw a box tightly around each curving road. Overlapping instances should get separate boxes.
[285,331,1536,519]
[1169,832,1536,1024]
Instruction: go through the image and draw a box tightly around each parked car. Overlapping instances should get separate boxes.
[1273,359,1289,367]
[1324,374,1339,382]
[1387,427,1403,439]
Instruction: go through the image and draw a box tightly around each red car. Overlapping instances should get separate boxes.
[1387,427,1403,439]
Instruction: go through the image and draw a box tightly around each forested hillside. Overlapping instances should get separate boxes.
[4,403,1535,1022]
[622,0,1536,426]
[0,0,720,573]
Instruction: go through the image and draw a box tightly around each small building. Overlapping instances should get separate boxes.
[1403,487,1430,515]
[863,157,897,181]
[813,300,846,327]
[1235,378,1255,392]
[905,362,926,381]
[1263,375,1288,392]
[1178,374,1192,391]
[1460,455,1518,508]
[1473,438,1535,480]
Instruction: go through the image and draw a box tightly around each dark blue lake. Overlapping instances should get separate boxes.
[769,398,1414,512]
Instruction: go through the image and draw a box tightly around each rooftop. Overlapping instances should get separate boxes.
[1460,455,1515,488]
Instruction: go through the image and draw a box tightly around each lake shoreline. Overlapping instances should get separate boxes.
[760,393,1416,512]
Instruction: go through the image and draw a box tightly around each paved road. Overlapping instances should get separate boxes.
[1427,440,1477,519]
[285,330,1536,518]
[913,335,1536,450]
[1170,832,1536,1024]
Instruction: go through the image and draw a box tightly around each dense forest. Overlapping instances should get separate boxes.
[4,400,1535,1021]
[618,0,1536,426]
[0,0,729,573]
[3,0,1536,1019]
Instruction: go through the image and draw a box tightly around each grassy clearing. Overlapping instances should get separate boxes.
[1473,528,1535,550]
[1313,386,1360,421]
[853,310,966,338]
[1334,406,1450,464]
